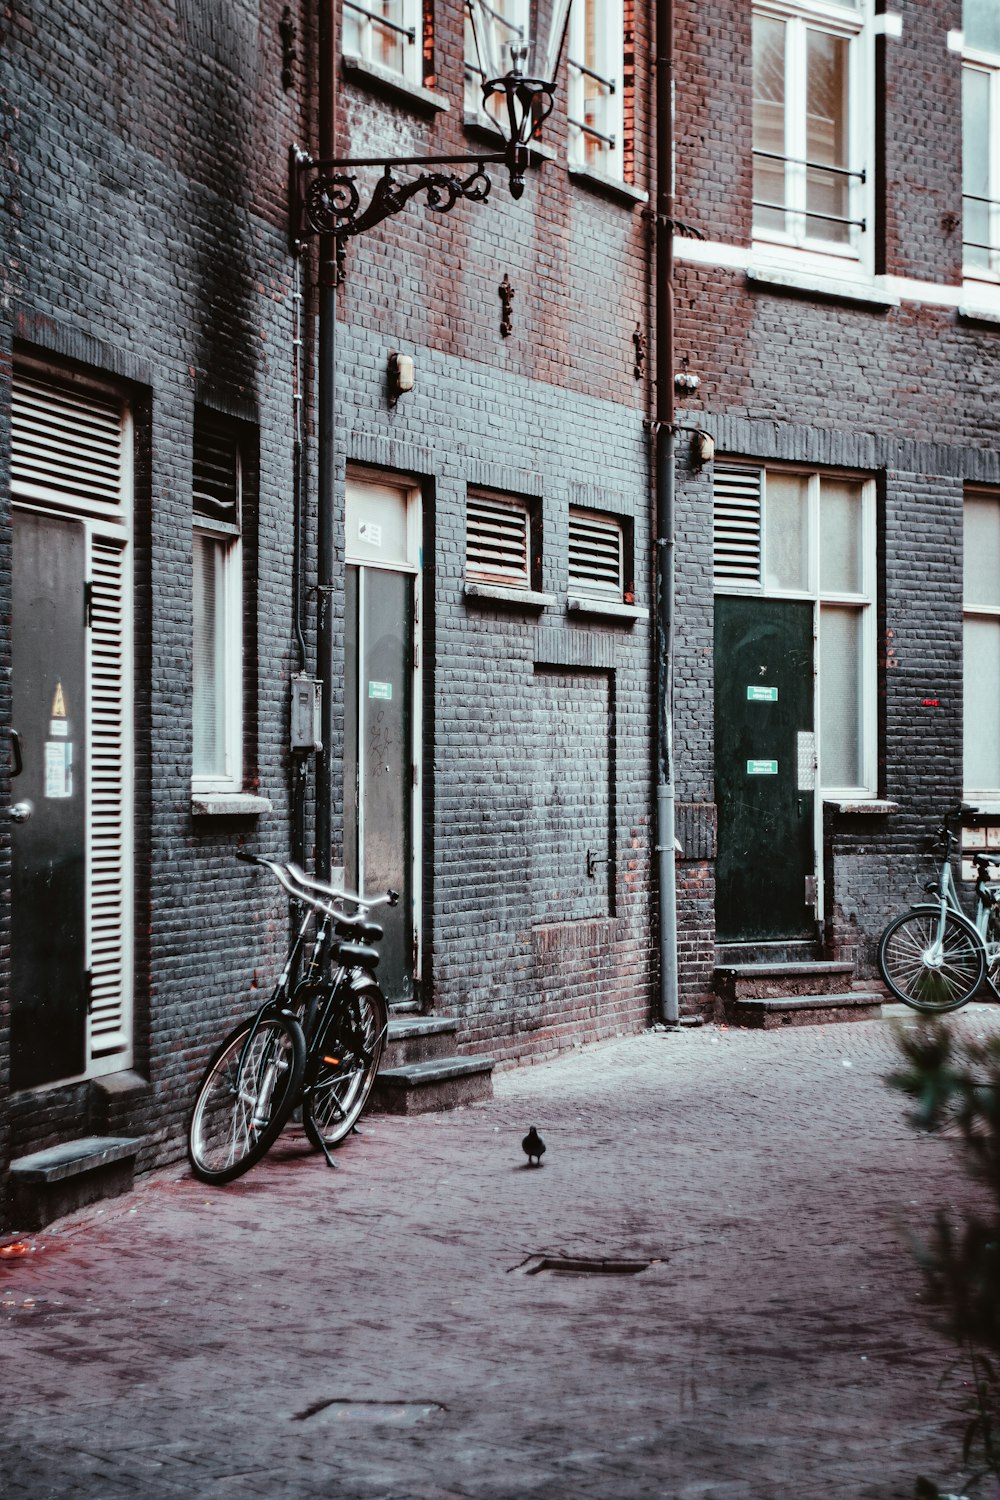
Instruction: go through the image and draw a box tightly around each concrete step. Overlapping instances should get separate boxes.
[370,1055,495,1115]
[722,991,884,1030]
[715,961,855,1004]
[716,940,823,967]
[9,1136,142,1230]
[384,1014,459,1069]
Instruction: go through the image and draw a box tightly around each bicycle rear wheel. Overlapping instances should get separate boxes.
[303,981,387,1152]
[188,1012,306,1184]
[878,907,985,1012]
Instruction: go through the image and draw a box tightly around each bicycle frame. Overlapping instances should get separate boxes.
[916,823,1000,974]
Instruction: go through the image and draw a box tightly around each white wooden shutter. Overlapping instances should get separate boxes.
[713,467,762,588]
[88,538,132,1057]
[568,510,624,599]
[12,375,125,520]
[466,495,531,585]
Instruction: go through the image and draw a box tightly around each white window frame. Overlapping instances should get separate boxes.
[752,0,872,275]
[963,487,1000,799]
[343,0,422,84]
[567,0,625,180]
[963,46,1000,284]
[192,432,243,795]
[712,464,877,800]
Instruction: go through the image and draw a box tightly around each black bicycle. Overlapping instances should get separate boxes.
[187,853,398,1184]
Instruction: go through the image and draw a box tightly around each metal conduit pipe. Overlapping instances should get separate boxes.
[654,0,679,1026]
[315,0,338,883]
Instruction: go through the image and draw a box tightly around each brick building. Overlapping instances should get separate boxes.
[0,0,656,1222]
[669,0,1000,1014]
[4,0,999,1222]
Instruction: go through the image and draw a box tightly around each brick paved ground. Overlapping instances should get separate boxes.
[3,1007,1000,1500]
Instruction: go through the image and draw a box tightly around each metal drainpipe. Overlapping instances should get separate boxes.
[315,0,338,882]
[654,0,679,1025]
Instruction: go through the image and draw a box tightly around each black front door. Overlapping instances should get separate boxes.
[11,510,89,1089]
[714,596,815,943]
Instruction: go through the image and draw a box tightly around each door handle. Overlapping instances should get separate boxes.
[4,800,33,824]
[10,728,22,778]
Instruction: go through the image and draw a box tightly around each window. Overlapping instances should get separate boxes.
[713,465,876,796]
[568,508,626,601]
[344,0,421,83]
[752,0,870,264]
[466,491,537,588]
[963,3,1000,279]
[192,417,243,791]
[465,0,527,121]
[964,490,1000,795]
[567,0,624,179]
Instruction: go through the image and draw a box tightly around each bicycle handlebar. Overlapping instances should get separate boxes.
[235,851,399,915]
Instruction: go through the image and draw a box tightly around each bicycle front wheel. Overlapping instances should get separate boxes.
[188,1012,306,1184]
[878,907,985,1012]
[303,981,388,1152]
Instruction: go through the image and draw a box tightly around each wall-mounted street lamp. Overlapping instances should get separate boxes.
[292,0,572,884]
[290,0,572,257]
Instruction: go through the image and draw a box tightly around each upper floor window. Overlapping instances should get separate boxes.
[963,3,1000,279]
[193,416,244,792]
[567,0,624,179]
[964,489,1000,796]
[752,0,870,266]
[344,0,422,83]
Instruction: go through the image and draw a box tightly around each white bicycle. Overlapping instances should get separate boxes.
[877,813,1000,1013]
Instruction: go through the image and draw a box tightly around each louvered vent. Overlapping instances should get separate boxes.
[569,510,623,599]
[12,374,125,519]
[713,467,762,588]
[193,420,240,528]
[89,538,131,1057]
[466,494,530,585]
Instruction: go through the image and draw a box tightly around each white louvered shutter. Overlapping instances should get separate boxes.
[88,539,131,1056]
[12,375,126,520]
[568,510,624,599]
[466,495,531,585]
[713,467,762,589]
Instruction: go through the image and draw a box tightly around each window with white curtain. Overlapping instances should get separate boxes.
[752,0,871,265]
[343,0,422,82]
[192,417,243,790]
[567,0,624,179]
[963,2,1000,279]
[964,490,1000,795]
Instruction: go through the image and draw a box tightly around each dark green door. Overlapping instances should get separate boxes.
[11,510,89,1088]
[714,596,815,943]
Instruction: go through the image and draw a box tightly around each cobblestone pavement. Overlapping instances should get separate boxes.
[4,1006,1000,1500]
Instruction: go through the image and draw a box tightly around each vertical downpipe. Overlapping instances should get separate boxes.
[654,0,679,1025]
[316,0,338,882]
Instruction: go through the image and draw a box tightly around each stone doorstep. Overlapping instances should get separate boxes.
[715,961,855,1002]
[723,992,885,1030]
[370,1055,495,1116]
[9,1136,143,1231]
[384,1014,459,1068]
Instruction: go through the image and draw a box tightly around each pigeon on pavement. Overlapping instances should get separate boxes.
[522,1127,545,1166]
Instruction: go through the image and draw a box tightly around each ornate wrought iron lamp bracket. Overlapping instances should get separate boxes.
[290,143,529,260]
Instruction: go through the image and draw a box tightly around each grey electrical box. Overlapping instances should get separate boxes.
[290,673,322,752]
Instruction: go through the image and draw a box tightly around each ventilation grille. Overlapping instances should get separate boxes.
[466,494,530,585]
[713,467,762,588]
[194,420,240,529]
[569,510,623,599]
[89,538,131,1056]
[12,374,125,520]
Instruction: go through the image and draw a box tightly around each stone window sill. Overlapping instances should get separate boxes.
[823,799,899,814]
[567,166,648,207]
[567,595,648,622]
[963,799,1000,817]
[191,792,273,818]
[464,580,554,610]
[342,55,450,116]
[746,264,899,311]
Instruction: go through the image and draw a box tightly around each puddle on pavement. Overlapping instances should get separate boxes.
[293,1399,445,1426]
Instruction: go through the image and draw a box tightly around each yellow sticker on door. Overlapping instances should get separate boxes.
[51,682,67,718]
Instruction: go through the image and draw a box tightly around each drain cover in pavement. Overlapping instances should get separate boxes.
[513,1255,657,1276]
[294,1399,444,1425]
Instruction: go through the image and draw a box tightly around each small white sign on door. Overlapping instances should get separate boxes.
[44,740,73,799]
